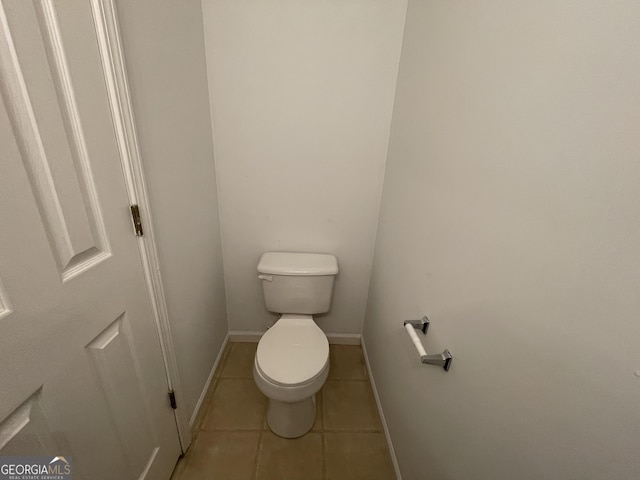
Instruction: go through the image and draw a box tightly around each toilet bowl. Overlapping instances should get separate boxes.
[254,314,329,438]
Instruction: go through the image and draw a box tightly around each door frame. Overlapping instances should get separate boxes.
[89,0,192,451]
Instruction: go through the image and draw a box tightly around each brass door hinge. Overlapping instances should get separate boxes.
[130,204,143,236]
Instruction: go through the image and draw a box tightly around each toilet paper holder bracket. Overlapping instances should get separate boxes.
[420,349,453,371]
[404,316,429,334]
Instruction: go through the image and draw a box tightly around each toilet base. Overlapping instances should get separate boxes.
[266,394,316,439]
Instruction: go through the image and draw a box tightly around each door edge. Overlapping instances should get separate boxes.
[89,0,192,452]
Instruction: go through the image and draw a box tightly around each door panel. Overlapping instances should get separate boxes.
[0,389,61,455]
[0,1,181,478]
[3,0,110,281]
[86,313,158,475]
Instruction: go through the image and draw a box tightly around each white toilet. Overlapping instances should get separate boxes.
[253,251,338,438]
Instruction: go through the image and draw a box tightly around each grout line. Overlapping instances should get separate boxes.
[321,431,326,480]
[325,378,369,382]
[320,388,325,432]
[194,427,385,433]
[252,402,267,480]
[322,428,384,433]
[194,372,223,432]
[252,430,262,480]
[190,377,216,434]
[198,427,265,432]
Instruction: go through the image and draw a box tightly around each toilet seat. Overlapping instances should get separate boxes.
[256,314,329,387]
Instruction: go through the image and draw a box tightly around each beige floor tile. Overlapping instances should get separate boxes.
[189,377,217,432]
[323,381,382,431]
[213,341,233,378]
[328,345,367,380]
[180,431,260,480]
[324,432,395,480]
[202,378,266,430]
[312,391,323,431]
[221,342,258,378]
[169,454,187,480]
[256,431,323,480]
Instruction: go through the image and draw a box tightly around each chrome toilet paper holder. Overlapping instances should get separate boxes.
[404,316,453,372]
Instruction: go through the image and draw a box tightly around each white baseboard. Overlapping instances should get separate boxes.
[228,330,361,346]
[189,333,229,429]
[228,331,263,342]
[326,333,362,345]
[361,337,402,480]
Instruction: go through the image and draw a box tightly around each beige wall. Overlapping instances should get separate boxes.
[116,0,227,421]
[201,0,407,334]
[364,1,640,479]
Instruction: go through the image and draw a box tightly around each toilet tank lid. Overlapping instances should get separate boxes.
[258,252,338,276]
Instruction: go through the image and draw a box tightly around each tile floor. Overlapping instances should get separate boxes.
[171,342,396,480]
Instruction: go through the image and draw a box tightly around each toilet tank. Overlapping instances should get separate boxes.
[257,252,338,314]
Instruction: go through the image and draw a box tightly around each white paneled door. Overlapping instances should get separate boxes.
[0,1,181,479]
